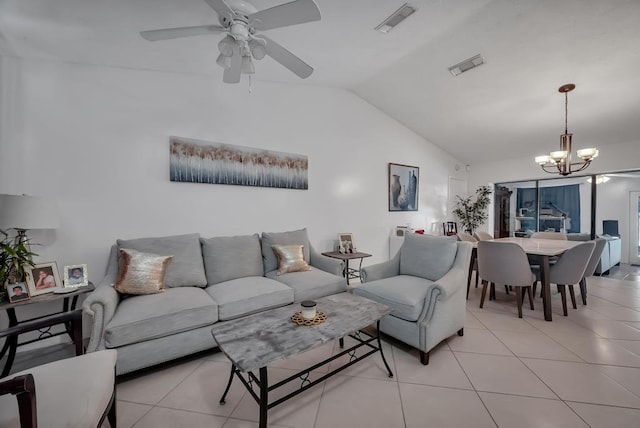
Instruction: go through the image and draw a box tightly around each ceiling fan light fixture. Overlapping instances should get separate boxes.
[241,55,255,74]
[218,35,236,57]
[248,39,266,60]
[216,53,232,69]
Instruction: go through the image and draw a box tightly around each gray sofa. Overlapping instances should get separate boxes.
[83,229,347,375]
[354,234,471,365]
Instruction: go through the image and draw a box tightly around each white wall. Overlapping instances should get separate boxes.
[0,56,467,286]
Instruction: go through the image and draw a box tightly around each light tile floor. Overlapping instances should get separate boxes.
[5,265,640,427]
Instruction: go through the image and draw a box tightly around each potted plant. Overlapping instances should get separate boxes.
[0,229,37,302]
[453,185,493,234]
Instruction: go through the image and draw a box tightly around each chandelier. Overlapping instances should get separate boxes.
[535,84,598,176]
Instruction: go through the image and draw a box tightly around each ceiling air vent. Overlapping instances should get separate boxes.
[375,3,416,33]
[448,54,484,76]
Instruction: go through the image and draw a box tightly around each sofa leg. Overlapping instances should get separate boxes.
[419,350,430,365]
[457,328,464,336]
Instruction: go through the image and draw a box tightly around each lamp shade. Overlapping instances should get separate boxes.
[0,194,59,230]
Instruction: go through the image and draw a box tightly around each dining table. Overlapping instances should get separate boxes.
[492,237,581,321]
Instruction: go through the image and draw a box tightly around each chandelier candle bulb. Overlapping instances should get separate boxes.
[300,301,317,320]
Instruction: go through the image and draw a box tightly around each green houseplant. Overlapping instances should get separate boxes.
[0,229,37,301]
[453,185,493,234]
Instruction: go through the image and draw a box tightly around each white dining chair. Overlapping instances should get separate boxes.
[456,232,477,242]
[576,238,607,306]
[474,231,494,241]
[477,241,536,318]
[531,231,568,240]
[545,241,595,315]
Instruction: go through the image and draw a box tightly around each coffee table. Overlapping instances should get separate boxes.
[211,292,393,428]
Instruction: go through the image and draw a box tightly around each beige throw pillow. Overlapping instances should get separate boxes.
[115,248,173,295]
[272,244,312,275]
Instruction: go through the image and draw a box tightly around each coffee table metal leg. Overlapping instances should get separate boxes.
[376,321,393,378]
[259,367,268,428]
[219,364,236,405]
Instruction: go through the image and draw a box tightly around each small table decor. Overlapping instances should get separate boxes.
[291,311,327,326]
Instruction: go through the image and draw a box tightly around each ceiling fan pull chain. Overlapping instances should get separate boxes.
[248,75,252,93]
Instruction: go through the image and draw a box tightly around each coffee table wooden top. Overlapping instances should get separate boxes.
[210,293,392,372]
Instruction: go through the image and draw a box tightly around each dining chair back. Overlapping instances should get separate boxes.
[575,238,606,306]
[443,222,457,236]
[531,231,568,240]
[474,231,494,241]
[457,232,477,242]
[477,241,536,318]
[549,241,595,315]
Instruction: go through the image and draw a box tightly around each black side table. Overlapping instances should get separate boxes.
[321,251,372,285]
[0,282,94,377]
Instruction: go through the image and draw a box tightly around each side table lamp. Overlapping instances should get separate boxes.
[0,194,59,246]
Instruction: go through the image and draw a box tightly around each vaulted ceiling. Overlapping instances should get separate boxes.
[1,0,639,165]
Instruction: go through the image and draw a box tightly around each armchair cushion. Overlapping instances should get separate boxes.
[117,233,207,288]
[262,228,310,274]
[399,234,457,281]
[354,275,434,322]
[105,287,218,348]
[201,234,264,285]
[205,276,293,321]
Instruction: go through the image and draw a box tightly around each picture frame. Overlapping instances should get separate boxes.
[63,264,89,287]
[338,233,355,254]
[389,163,419,212]
[7,282,30,303]
[24,262,62,296]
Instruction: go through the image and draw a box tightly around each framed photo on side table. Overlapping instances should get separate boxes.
[64,264,88,287]
[7,282,31,303]
[25,262,62,296]
[338,233,355,254]
[389,163,419,212]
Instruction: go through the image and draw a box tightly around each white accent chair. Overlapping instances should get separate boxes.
[0,350,117,428]
[354,234,471,365]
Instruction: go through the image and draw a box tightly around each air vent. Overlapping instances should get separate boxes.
[375,4,416,33]
[448,54,485,76]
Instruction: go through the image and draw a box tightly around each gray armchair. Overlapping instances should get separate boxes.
[354,234,471,365]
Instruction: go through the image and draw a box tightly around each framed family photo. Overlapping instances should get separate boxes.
[25,262,62,296]
[64,264,88,287]
[7,282,30,303]
[389,163,419,212]
[338,233,355,254]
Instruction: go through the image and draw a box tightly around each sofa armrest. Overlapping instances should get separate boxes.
[361,252,401,283]
[82,280,120,352]
[309,245,344,276]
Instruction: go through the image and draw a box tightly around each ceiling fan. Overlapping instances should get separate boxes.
[140,0,321,84]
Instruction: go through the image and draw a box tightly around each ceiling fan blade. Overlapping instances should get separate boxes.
[260,35,313,79]
[140,25,226,41]
[223,47,242,83]
[203,0,235,21]
[249,0,321,31]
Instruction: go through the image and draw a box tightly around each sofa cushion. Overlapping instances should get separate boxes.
[400,234,457,281]
[117,233,207,288]
[354,275,434,322]
[262,228,310,274]
[266,267,347,302]
[115,249,172,295]
[205,276,294,321]
[201,234,264,285]
[105,287,218,348]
